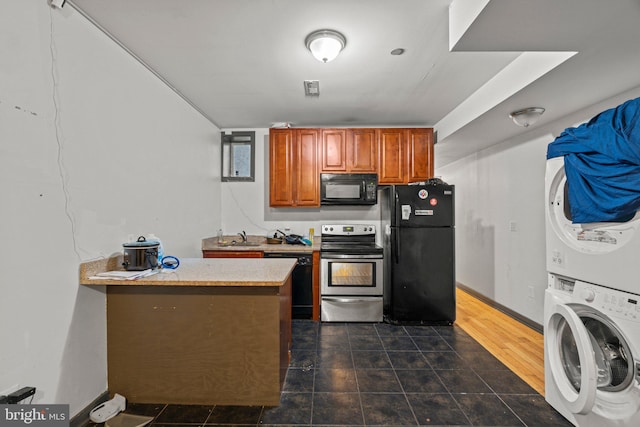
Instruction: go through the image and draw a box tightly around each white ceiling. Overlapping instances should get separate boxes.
[68,0,640,167]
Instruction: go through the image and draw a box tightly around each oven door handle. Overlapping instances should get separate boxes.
[321,254,383,259]
[322,297,378,303]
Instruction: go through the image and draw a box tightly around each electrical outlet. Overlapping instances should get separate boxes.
[528,286,535,300]
[509,221,517,232]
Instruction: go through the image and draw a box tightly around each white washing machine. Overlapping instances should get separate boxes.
[546,156,640,295]
[545,273,640,426]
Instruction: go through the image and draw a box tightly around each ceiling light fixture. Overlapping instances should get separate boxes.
[509,107,545,127]
[305,29,346,63]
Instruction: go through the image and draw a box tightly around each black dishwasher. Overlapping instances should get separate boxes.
[263,252,313,319]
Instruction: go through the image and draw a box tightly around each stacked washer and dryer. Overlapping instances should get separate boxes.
[545,155,640,426]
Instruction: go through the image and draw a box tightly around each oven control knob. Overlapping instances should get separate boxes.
[581,288,596,303]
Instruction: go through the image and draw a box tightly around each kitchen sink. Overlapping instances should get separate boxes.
[217,242,261,247]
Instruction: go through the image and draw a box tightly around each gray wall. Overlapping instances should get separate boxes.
[437,88,640,324]
[0,1,221,415]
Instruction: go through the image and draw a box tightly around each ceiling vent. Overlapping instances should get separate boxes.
[304,80,320,97]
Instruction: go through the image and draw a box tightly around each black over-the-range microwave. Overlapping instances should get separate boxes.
[320,173,378,205]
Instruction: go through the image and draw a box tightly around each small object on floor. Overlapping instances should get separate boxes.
[106,413,154,427]
[89,393,126,423]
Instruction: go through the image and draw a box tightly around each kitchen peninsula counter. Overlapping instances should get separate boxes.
[80,256,297,286]
[80,256,295,406]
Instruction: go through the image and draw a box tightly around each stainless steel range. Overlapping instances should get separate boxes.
[320,224,384,322]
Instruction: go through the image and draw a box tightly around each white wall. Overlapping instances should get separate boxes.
[220,128,382,241]
[437,87,640,325]
[0,1,220,415]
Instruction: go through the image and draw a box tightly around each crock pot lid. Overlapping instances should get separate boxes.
[123,237,159,248]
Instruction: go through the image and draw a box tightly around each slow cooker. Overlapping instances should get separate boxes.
[122,236,159,271]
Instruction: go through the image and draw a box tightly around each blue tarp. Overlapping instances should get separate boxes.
[547,97,640,223]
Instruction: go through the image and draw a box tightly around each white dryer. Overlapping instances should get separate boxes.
[545,273,640,426]
[546,156,640,295]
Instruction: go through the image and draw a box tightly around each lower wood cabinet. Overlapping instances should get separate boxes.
[203,251,263,258]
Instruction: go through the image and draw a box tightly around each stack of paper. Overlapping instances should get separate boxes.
[89,269,158,280]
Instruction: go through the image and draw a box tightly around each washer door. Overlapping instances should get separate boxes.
[572,305,636,393]
[546,302,597,414]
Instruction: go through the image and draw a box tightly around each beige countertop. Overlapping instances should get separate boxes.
[202,235,321,253]
[80,256,296,287]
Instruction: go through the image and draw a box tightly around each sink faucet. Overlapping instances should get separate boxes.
[238,230,247,243]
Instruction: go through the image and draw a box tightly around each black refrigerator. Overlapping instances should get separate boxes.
[379,181,455,324]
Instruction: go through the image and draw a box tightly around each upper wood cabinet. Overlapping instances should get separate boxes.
[321,129,347,171]
[377,128,406,184]
[269,128,320,207]
[348,129,377,172]
[320,128,377,173]
[378,128,434,184]
[407,128,434,182]
[269,129,294,206]
[270,127,432,206]
[296,129,321,206]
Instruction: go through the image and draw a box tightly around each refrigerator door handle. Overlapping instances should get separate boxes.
[393,190,399,225]
[392,228,399,264]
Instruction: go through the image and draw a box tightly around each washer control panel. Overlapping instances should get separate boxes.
[574,280,640,321]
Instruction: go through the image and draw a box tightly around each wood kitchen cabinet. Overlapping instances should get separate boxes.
[378,128,434,184]
[270,127,433,206]
[320,128,377,173]
[203,251,263,258]
[407,128,434,182]
[377,128,406,184]
[348,129,377,172]
[269,128,320,207]
[320,129,347,172]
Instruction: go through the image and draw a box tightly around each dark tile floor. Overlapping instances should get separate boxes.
[115,320,573,426]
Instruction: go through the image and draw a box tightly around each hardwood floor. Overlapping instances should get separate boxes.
[455,287,545,395]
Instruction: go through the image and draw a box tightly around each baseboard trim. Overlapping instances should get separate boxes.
[456,283,543,333]
[70,391,109,427]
